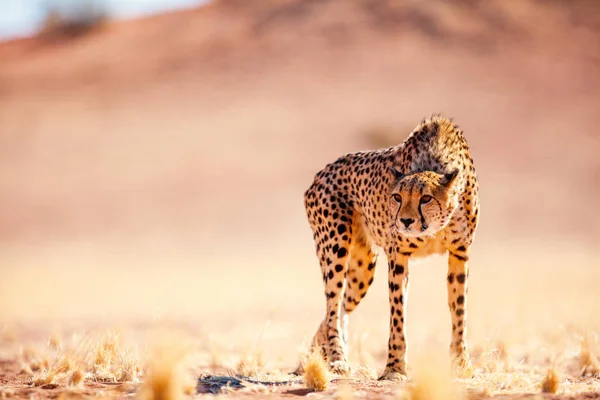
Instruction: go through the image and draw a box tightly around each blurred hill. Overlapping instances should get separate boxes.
[1,0,599,264]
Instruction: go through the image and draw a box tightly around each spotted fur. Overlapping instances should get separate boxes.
[302,115,480,380]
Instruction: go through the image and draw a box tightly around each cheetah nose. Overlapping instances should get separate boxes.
[400,218,415,228]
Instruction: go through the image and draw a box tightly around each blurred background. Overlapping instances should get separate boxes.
[1,0,599,365]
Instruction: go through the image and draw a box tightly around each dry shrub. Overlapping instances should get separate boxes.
[409,355,462,400]
[302,351,329,392]
[541,368,559,394]
[40,0,107,38]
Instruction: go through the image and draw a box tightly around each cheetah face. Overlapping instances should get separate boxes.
[388,168,459,238]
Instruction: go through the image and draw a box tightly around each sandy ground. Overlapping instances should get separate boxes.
[1,0,600,398]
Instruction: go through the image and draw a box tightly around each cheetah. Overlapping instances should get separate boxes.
[302,115,479,380]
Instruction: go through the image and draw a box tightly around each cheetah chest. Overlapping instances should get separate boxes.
[403,235,447,259]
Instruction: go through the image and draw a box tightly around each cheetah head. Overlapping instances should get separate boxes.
[388,168,460,237]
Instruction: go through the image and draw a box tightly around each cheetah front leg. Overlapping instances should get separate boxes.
[447,249,474,377]
[379,252,409,381]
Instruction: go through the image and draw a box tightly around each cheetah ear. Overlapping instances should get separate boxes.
[440,169,459,187]
[390,166,404,181]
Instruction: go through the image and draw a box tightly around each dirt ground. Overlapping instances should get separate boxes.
[1,0,600,398]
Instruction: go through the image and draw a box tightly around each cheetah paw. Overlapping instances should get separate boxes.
[452,358,475,379]
[378,370,408,381]
[329,360,351,376]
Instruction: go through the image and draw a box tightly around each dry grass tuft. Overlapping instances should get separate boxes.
[236,349,265,377]
[497,340,509,368]
[353,364,377,380]
[30,357,50,372]
[136,335,194,400]
[540,368,560,394]
[89,331,141,383]
[32,370,56,387]
[69,369,85,387]
[302,351,329,392]
[473,340,511,373]
[21,347,50,373]
[409,355,462,400]
[20,364,34,376]
[55,355,72,374]
[19,330,144,389]
[579,335,600,377]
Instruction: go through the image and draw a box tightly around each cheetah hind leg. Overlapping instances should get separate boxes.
[341,218,378,346]
[296,216,377,376]
[343,234,378,318]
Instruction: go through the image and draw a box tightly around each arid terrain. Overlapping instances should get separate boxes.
[1,0,600,398]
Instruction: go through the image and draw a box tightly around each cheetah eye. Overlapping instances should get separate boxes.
[392,194,402,204]
[420,195,433,204]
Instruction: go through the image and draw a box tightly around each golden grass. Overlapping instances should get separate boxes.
[19,364,33,376]
[32,370,56,387]
[55,355,72,374]
[540,368,559,394]
[302,351,329,392]
[496,340,509,370]
[21,346,50,372]
[17,330,143,389]
[353,364,378,380]
[579,335,600,377]
[136,335,195,400]
[69,369,84,387]
[236,349,265,377]
[87,331,142,383]
[474,340,511,374]
[409,355,462,400]
[5,322,600,398]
